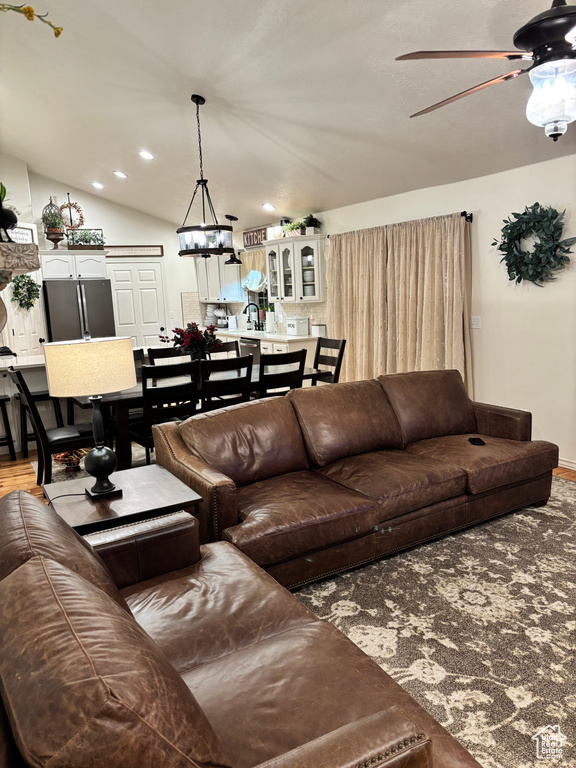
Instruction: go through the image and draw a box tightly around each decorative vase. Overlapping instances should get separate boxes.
[45,229,65,250]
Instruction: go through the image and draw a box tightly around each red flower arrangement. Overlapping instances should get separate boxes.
[159,322,223,357]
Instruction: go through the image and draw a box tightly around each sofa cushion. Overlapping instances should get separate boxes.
[406,435,559,494]
[0,490,127,610]
[179,397,309,487]
[223,470,377,565]
[319,449,467,522]
[0,557,232,768]
[379,369,477,444]
[288,379,403,467]
[123,541,317,674]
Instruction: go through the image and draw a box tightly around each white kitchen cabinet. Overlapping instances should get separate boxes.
[218,255,244,302]
[273,343,290,353]
[40,250,107,280]
[265,236,325,303]
[1,270,47,356]
[195,255,244,303]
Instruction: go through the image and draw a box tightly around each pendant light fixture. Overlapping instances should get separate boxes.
[223,215,242,265]
[177,95,235,258]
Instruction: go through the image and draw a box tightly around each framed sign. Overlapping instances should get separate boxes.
[106,245,164,257]
[10,223,37,245]
[243,227,267,248]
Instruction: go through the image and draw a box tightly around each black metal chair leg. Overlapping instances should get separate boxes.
[67,399,75,425]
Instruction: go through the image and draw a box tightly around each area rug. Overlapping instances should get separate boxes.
[31,444,152,482]
[295,478,576,768]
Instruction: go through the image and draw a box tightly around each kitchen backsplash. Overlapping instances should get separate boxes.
[182,291,329,335]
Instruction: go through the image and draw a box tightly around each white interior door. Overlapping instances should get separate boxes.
[106,258,167,348]
[1,270,47,356]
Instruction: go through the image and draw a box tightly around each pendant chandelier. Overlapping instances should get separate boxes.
[177,94,236,259]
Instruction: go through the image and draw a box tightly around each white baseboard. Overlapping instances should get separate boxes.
[558,457,576,471]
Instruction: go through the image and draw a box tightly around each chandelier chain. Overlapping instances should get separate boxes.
[196,100,204,180]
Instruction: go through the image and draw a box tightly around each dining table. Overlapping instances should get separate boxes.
[71,364,323,469]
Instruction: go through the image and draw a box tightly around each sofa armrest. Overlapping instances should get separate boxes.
[152,422,238,542]
[254,709,432,768]
[473,401,532,441]
[84,511,199,588]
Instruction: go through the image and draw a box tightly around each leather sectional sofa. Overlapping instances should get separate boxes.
[154,369,559,589]
[0,490,483,768]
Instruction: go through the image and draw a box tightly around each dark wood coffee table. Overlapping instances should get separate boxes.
[43,464,202,534]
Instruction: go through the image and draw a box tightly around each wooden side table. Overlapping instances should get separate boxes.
[43,464,202,534]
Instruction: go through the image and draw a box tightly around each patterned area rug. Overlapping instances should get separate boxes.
[295,478,576,768]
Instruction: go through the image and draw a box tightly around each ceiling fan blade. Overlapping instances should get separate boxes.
[410,68,529,118]
[397,50,531,61]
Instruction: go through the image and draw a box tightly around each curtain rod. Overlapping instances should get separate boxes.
[327,210,474,237]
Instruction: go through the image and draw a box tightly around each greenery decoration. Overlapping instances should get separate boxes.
[302,214,321,229]
[283,221,305,233]
[11,275,40,310]
[0,4,62,36]
[41,209,63,230]
[492,203,576,286]
[67,228,105,246]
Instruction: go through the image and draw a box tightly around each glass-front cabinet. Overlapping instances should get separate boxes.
[265,236,325,303]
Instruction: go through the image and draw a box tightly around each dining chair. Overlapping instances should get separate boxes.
[8,367,94,485]
[254,349,306,398]
[199,354,253,412]
[207,339,240,358]
[147,347,191,364]
[128,360,200,464]
[311,337,346,385]
[133,347,145,380]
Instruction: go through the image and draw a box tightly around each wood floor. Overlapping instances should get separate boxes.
[0,452,574,502]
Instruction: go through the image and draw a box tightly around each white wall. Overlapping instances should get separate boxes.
[27,171,198,329]
[318,153,576,467]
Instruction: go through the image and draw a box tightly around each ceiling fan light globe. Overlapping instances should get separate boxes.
[526,59,576,134]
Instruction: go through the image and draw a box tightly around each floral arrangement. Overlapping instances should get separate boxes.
[159,323,223,357]
[0,4,63,36]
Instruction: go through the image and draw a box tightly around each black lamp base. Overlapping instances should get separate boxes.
[85,484,123,501]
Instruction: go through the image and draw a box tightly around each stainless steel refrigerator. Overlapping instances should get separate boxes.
[43,280,116,341]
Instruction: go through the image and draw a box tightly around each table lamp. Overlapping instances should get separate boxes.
[43,336,136,499]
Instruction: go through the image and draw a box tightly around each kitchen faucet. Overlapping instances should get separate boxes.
[243,303,262,330]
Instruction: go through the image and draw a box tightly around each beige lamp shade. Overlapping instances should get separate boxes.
[43,337,136,397]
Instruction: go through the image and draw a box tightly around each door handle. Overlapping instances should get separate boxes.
[80,284,89,334]
[76,285,84,334]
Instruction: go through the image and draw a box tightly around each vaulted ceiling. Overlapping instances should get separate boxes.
[1,0,575,230]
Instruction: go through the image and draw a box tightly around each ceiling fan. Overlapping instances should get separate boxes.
[397,0,576,140]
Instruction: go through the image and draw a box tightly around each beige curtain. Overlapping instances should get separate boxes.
[240,248,266,283]
[327,227,387,383]
[327,212,473,393]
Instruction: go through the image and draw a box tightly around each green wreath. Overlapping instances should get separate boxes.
[492,203,576,286]
[11,275,40,310]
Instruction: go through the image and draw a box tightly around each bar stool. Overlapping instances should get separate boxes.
[16,389,64,458]
[0,394,16,461]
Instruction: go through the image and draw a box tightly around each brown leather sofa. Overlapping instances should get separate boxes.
[0,490,483,768]
[154,369,559,589]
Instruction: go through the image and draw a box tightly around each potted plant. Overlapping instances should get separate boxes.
[42,210,63,232]
[302,214,322,235]
[282,221,305,236]
[67,228,105,250]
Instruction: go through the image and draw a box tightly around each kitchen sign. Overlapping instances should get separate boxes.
[243,227,267,248]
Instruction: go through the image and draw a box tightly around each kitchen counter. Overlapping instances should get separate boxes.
[213,329,314,342]
[0,354,45,370]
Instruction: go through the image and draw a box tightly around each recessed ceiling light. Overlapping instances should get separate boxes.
[92,182,104,190]
[262,203,276,212]
[139,150,154,160]
[113,171,128,179]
